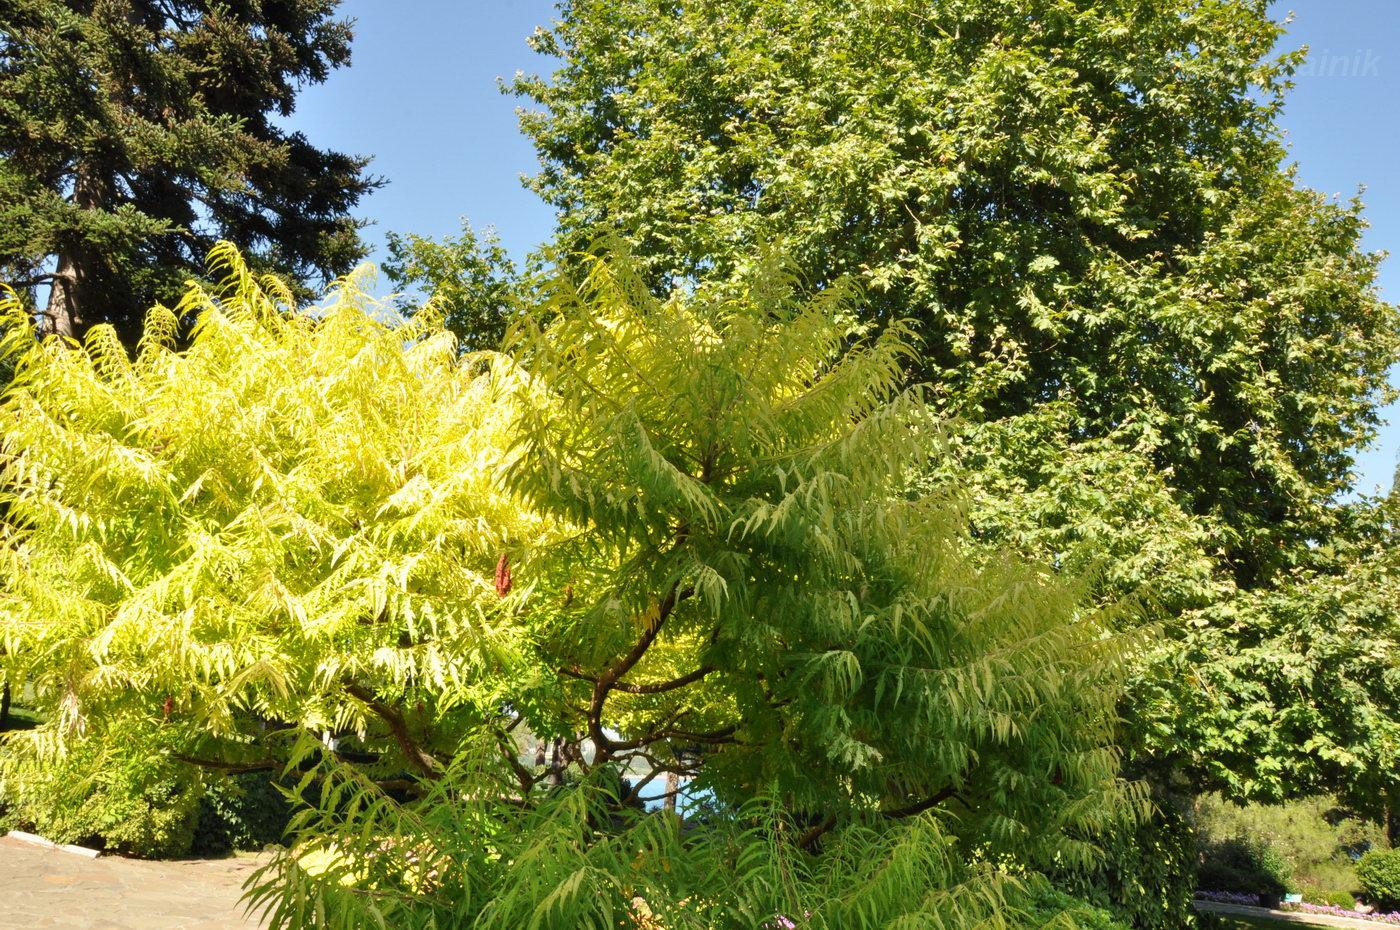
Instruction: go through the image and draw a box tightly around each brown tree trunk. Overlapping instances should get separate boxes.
[664,770,680,812]
[41,254,80,339]
[40,164,107,340]
[0,682,11,730]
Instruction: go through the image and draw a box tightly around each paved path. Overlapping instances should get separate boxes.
[1196,899,1387,928]
[0,835,267,929]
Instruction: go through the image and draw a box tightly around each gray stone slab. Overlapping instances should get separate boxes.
[0,837,267,930]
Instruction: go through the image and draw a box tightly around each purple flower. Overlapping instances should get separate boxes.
[1197,892,1400,925]
[1282,901,1400,925]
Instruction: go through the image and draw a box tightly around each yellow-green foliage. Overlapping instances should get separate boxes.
[2,244,1144,928]
[0,243,554,773]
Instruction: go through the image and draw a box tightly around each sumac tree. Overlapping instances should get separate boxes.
[1,246,1142,928]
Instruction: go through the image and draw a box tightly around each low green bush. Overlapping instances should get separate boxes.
[1,725,291,859]
[1022,885,1133,930]
[1197,836,1293,896]
[191,770,293,856]
[0,742,200,857]
[1357,849,1400,910]
[1321,890,1359,909]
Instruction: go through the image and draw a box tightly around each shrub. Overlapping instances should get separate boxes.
[1022,885,1133,930]
[1357,849,1400,910]
[100,778,201,859]
[0,737,200,857]
[190,771,294,857]
[1197,836,1293,896]
[2,747,291,859]
[1322,890,1359,909]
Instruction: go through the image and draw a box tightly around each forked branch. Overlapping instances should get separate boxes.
[343,682,441,779]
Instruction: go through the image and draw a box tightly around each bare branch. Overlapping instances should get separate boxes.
[880,786,958,819]
[614,665,715,695]
[172,754,278,773]
[343,682,440,779]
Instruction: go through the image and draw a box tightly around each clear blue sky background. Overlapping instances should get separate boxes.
[283,0,1400,496]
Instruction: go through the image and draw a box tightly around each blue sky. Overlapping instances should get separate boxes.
[285,0,1400,495]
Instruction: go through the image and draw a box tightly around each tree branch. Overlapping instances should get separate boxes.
[880,786,958,819]
[796,815,836,850]
[663,723,739,745]
[586,584,691,759]
[343,682,441,779]
[172,754,279,774]
[493,726,536,797]
[614,665,715,695]
[6,272,61,289]
[559,666,598,684]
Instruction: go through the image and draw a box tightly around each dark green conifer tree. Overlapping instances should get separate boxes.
[0,0,379,342]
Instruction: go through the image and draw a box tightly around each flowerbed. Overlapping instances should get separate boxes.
[1282,901,1400,925]
[1196,890,1400,924]
[1196,891,1261,906]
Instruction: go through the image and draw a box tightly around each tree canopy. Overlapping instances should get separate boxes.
[512,0,1399,594]
[0,0,379,343]
[511,0,1400,833]
[383,220,523,352]
[0,245,1142,927]
[1129,496,1400,821]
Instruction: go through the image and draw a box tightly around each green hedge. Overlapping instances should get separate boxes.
[1357,849,1400,910]
[0,743,290,858]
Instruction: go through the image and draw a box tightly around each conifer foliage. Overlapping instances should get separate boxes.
[1,246,1139,927]
[0,0,379,343]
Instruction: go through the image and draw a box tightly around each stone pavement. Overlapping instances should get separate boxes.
[0,835,268,929]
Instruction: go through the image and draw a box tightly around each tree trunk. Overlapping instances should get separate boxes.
[0,682,11,730]
[1388,809,1399,849]
[664,770,679,812]
[40,164,107,340]
[41,253,80,339]
[548,739,564,785]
